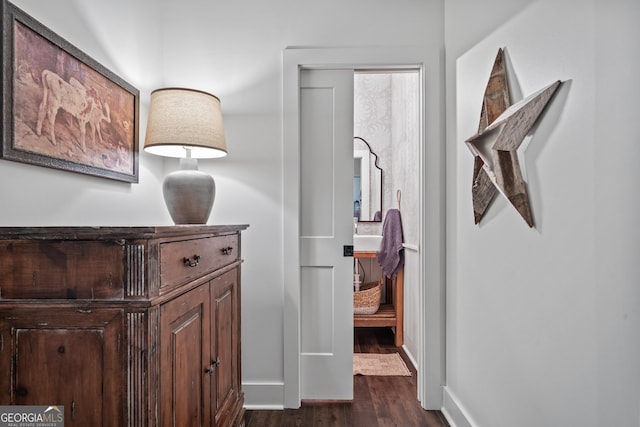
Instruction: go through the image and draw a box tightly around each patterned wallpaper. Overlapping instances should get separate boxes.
[354,72,419,246]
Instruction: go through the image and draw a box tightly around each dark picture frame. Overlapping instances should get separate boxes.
[1,0,139,183]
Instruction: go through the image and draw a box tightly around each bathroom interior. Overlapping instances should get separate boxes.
[352,69,421,372]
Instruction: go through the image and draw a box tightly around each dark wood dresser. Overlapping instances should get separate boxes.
[0,225,248,427]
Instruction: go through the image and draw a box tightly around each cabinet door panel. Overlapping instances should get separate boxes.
[0,308,124,427]
[215,287,233,410]
[211,270,239,425]
[160,285,210,427]
[15,329,103,423]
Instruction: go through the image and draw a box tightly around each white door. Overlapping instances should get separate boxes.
[299,68,354,400]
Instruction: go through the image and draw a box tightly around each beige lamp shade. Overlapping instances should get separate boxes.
[144,88,227,159]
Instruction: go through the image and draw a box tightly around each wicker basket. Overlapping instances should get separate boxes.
[354,279,382,315]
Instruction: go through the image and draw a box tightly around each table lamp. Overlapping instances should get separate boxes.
[144,88,227,224]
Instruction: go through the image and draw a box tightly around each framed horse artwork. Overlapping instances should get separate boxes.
[1,0,139,183]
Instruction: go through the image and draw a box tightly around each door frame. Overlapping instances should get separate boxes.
[283,46,446,410]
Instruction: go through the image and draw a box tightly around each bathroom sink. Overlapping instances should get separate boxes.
[353,235,383,252]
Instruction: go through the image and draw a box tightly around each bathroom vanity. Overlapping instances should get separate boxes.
[353,250,404,346]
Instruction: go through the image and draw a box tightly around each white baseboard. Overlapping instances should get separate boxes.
[242,381,285,409]
[402,344,418,371]
[442,387,476,427]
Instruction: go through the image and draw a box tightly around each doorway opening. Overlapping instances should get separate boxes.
[352,68,421,379]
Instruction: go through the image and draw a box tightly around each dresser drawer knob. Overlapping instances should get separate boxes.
[183,255,201,267]
[221,246,234,256]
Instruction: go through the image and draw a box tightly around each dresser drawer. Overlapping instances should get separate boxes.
[0,240,125,299]
[159,234,238,291]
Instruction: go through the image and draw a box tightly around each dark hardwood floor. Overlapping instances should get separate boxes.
[244,327,449,427]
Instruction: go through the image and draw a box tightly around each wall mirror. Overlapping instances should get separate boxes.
[353,136,383,222]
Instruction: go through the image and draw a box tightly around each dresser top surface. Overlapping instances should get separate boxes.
[0,225,249,241]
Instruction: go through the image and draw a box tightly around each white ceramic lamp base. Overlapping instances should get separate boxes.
[162,158,215,224]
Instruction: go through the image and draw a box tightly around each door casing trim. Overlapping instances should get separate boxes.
[282,46,446,410]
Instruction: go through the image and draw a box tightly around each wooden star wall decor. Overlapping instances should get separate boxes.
[465,48,562,227]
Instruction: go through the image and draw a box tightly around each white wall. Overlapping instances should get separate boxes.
[390,72,421,363]
[4,0,444,408]
[445,0,640,426]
